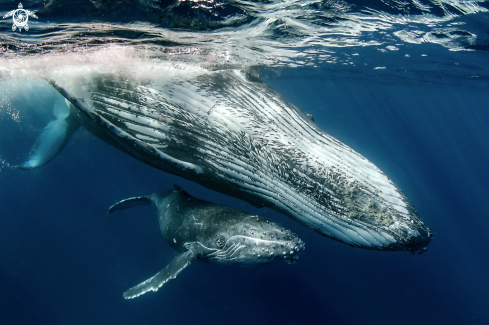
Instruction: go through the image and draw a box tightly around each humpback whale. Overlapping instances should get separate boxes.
[108,184,305,299]
[22,67,431,252]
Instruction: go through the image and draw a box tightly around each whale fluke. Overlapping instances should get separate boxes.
[18,99,80,170]
[108,185,185,214]
[108,196,153,214]
[123,249,198,299]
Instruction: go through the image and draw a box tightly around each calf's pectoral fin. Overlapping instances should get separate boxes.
[17,99,80,170]
[123,250,198,299]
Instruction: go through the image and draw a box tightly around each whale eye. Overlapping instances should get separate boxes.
[216,236,225,248]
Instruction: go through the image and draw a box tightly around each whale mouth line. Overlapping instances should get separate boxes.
[206,242,245,261]
[223,235,301,246]
[204,235,305,263]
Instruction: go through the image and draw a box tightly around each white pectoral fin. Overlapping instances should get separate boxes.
[18,99,80,170]
[123,250,197,300]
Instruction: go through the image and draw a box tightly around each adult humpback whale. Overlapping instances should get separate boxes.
[108,184,305,299]
[22,66,431,252]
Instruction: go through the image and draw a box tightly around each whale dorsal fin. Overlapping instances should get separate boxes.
[123,247,199,299]
[107,196,153,214]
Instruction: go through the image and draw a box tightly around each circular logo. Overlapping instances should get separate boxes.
[13,9,28,28]
[3,3,38,32]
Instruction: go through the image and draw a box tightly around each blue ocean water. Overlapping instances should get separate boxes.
[1,1,489,324]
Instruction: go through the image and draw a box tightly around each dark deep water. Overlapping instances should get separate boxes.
[1,0,489,324]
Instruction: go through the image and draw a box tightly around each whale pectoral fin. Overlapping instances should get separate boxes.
[17,99,80,170]
[123,250,197,299]
[107,196,153,214]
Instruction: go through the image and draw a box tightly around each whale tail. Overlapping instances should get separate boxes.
[17,99,80,170]
[107,196,153,214]
[108,184,186,214]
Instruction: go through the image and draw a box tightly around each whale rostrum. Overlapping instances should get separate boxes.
[23,68,431,252]
[108,184,305,299]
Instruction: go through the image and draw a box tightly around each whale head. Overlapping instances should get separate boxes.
[203,215,305,265]
[324,186,433,253]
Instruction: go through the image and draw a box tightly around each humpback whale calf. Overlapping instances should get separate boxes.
[108,184,305,299]
[22,66,431,252]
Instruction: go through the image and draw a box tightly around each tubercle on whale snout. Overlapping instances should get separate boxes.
[395,222,433,254]
[244,236,305,265]
[388,235,432,254]
[408,231,433,255]
[212,227,306,265]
